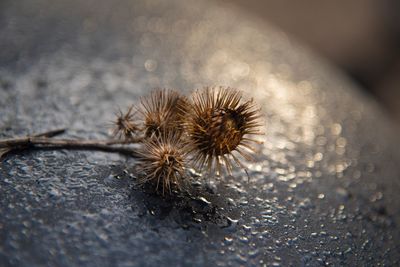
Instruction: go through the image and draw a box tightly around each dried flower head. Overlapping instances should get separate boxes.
[112,105,140,140]
[136,133,188,195]
[140,89,189,138]
[186,86,262,175]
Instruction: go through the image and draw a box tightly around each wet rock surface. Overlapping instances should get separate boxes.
[1,0,400,266]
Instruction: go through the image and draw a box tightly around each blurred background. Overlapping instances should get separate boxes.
[1,0,399,124]
[223,0,400,124]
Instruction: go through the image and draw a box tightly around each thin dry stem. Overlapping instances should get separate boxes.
[0,136,141,148]
[0,129,143,159]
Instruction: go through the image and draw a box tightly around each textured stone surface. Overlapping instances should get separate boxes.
[1,0,400,266]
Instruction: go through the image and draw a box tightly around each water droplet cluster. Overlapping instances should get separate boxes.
[1,0,399,265]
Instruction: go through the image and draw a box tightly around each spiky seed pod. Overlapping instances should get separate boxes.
[140,89,189,138]
[112,105,140,140]
[186,87,262,175]
[136,133,188,195]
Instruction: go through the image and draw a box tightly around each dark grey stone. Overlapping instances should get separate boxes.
[1,0,399,266]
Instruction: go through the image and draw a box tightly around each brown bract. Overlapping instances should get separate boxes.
[136,133,188,195]
[112,106,140,140]
[186,87,262,175]
[140,89,188,138]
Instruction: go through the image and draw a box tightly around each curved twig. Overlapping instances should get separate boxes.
[0,129,143,159]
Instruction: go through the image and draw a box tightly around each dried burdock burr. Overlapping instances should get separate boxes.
[136,133,188,195]
[185,86,262,175]
[0,86,263,195]
[140,89,189,138]
[112,105,140,140]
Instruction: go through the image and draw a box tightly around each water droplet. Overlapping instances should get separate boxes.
[331,123,342,135]
[226,197,237,206]
[220,216,239,231]
[311,232,318,238]
[193,217,202,224]
[48,187,62,198]
[242,225,251,232]
[299,198,312,209]
[224,237,233,245]
[336,187,350,201]
[144,59,158,72]
[370,192,383,202]
[344,247,352,255]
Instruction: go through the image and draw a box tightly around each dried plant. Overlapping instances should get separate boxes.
[136,133,188,195]
[0,86,263,194]
[112,105,140,140]
[140,89,189,138]
[185,87,262,175]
